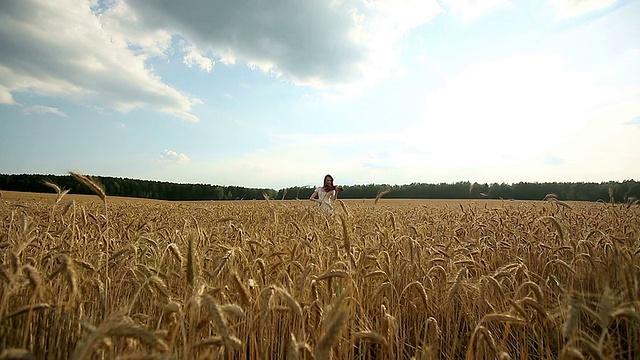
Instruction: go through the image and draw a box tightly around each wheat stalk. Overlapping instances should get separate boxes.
[314,289,350,360]
[401,281,429,310]
[69,172,106,202]
[354,330,389,347]
[186,236,195,287]
[71,313,168,360]
[275,286,303,319]
[200,295,242,351]
[375,188,392,205]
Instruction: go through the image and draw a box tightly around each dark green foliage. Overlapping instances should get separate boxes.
[0,174,276,201]
[278,180,640,202]
[1,174,638,202]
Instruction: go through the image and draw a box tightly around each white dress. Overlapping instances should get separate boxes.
[315,187,335,213]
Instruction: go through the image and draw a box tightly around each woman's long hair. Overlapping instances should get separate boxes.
[323,174,335,192]
[323,174,343,193]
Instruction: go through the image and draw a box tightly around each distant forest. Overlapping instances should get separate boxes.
[0,174,276,201]
[0,174,639,203]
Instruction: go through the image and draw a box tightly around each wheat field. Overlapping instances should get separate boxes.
[0,188,639,359]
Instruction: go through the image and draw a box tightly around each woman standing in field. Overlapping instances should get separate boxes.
[310,174,343,213]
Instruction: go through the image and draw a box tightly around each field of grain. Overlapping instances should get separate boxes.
[0,188,639,359]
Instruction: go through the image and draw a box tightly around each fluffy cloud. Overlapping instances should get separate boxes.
[406,56,604,157]
[182,43,215,72]
[0,0,445,117]
[0,85,14,104]
[0,0,200,121]
[120,0,443,89]
[22,105,68,117]
[396,52,639,184]
[159,149,191,163]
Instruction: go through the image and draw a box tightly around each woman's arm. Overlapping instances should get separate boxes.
[334,186,343,199]
[309,190,318,200]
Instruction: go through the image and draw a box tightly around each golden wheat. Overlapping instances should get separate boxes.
[0,192,638,359]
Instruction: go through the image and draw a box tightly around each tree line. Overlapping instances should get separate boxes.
[1,174,638,203]
[0,174,276,201]
[278,180,640,203]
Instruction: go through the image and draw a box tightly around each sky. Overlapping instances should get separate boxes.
[0,0,638,190]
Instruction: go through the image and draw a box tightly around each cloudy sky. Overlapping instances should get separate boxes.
[1,0,638,190]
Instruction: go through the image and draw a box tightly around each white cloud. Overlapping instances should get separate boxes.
[0,0,448,115]
[159,149,191,163]
[405,55,593,162]
[158,79,639,188]
[120,0,363,87]
[540,100,640,182]
[0,0,200,121]
[187,63,638,188]
[121,0,443,92]
[22,105,68,117]
[181,41,214,72]
[96,0,173,58]
[441,0,512,21]
[551,0,618,19]
[0,85,14,104]
[326,0,444,97]
[394,53,640,183]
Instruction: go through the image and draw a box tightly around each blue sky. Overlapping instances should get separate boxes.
[0,0,638,190]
